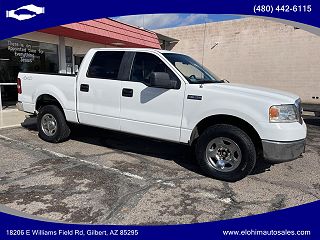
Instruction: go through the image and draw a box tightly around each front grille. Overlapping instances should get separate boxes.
[295,98,303,124]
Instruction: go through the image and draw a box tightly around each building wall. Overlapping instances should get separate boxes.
[64,37,108,55]
[15,31,59,45]
[15,32,108,55]
[156,18,320,104]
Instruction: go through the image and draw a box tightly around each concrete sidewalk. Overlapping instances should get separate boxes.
[0,109,26,129]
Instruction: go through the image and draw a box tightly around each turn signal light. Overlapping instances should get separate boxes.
[269,106,279,119]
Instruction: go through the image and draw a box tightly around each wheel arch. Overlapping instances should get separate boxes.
[190,114,263,156]
[35,94,65,116]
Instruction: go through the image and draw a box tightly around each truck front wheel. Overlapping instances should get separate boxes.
[37,105,71,143]
[195,124,256,182]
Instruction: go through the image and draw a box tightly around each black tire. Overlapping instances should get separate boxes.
[195,124,256,182]
[37,105,71,143]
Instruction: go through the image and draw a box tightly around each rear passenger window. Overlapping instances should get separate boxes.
[87,51,124,79]
[130,52,179,85]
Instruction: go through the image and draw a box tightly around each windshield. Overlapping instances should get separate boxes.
[163,53,223,84]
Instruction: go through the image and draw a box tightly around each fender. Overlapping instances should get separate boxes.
[33,84,67,111]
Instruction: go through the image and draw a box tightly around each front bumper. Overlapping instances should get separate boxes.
[262,139,306,163]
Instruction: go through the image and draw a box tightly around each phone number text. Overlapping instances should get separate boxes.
[253,5,312,14]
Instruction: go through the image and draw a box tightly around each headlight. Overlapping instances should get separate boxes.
[269,104,298,123]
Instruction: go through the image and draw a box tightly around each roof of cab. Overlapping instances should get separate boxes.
[89,48,179,54]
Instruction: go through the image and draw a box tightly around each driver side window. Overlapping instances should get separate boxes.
[130,52,179,85]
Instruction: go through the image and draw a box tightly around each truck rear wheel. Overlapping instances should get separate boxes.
[37,105,70,143]
[195,124,256,182]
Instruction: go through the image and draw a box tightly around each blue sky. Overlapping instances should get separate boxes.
[112,14,242,30]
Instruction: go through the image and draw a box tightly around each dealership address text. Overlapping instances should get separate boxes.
[6,229,139,237]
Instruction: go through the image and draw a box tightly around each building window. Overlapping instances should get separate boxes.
[0,38,59,83]
[65,46,73,74]
[74,55,85,73]
[0,38,59,103]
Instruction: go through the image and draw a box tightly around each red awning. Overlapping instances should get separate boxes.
[40,18,160,49]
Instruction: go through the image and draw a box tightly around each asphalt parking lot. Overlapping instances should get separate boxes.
[0,116,319,224]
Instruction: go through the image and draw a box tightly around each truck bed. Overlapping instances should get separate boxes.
[18,71,78,123]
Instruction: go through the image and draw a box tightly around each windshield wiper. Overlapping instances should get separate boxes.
[183,76,223,84]
[195,80,224,84]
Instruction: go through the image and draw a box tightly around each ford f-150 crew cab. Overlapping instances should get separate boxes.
[16,48,307,181]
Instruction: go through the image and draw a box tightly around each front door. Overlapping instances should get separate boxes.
[120,52,185,142]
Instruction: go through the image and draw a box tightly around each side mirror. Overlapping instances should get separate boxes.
[149,72,177,89]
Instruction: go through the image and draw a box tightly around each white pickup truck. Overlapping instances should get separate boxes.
[17,48,307,181]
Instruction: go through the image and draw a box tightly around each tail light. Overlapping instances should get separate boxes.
[17,78,22,94]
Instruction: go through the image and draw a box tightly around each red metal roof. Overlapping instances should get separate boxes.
[39,18,160,49]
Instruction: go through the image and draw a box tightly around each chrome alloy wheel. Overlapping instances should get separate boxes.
[206,137,242,172]
[41,113,58,137]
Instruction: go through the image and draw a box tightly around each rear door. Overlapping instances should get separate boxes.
[120,51,185,142]
[77,50,124,130]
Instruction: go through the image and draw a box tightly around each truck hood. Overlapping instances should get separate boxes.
[211,83,299,104]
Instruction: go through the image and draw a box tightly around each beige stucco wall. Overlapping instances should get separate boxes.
[156,18,320,104]
[65,37,108,55]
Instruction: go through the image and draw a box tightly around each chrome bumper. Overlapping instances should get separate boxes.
[262,139,306,163]
[16,101,24,111]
